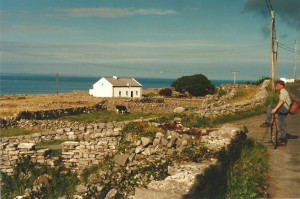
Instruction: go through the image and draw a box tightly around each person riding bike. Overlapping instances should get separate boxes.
[260,80,291,145]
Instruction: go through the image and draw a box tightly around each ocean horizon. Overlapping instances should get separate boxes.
[0,73,251,94]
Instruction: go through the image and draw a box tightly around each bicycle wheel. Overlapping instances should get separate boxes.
[270,123,278,149]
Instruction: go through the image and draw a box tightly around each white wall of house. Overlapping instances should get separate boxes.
[89,78,113,97]
[89,77,142,98]
[113,87,142,98]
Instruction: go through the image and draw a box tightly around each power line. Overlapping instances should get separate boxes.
[265,0,272,14]
[278,43,300,54]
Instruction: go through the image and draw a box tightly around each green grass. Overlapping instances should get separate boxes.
[35,140,66,157]
[227,139,269,198]
[0,128,41,138]
[211,105,267,125]
[35,140,73,148]
[59,110,158,123]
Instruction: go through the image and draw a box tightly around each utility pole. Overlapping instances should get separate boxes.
[232,70,239,84]
[294,40,297,81]
[56,73,59,96]
[271,10,277,92]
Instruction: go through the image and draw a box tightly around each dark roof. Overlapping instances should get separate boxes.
[105,77,142,87]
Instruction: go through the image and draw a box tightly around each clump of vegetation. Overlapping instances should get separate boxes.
[227,139,269,198]
[159,88,173,97]
[225,86,258,104]
[1,156,78,198]
[178,144,216,163]
[121,122,159,140]
[215,87,228,97]
[119,122,160,153]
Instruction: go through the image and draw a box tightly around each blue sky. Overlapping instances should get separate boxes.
[0,0,299,80]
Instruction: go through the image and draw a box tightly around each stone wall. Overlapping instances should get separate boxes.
[0,120,129,175]
[0,80,270,131]
[0,81,270,198]
[0,103,106,128]
[0,142,57,174]
[103,82,269,117]
[1,81,269,176]
[134,124,248,199]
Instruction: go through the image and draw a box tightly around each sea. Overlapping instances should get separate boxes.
[0,73,249,94]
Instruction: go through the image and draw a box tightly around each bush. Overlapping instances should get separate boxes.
[159,88,173,97]
[171,74,215,97]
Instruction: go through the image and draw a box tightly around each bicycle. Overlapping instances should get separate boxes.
[270,114,279,149]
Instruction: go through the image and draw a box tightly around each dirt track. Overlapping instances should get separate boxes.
[232,83,300,198]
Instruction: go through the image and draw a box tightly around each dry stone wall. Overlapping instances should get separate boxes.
[0,142,58,174]
[0,103,106,128]
[0,80,270,131]
[1,81,270,176]
[82,82,269,116]
[0,120,129,175]
[134,123,248,199]
[0,81,270,198]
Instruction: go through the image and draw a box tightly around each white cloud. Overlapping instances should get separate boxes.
[0,40,270,66]
[59,7,176,18]
[0,10,11,18]
[0,24,72,33]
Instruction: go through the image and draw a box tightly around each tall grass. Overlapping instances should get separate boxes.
[225,87,258,104]
[227,139,269,198]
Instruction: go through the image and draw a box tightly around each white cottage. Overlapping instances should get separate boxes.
[89,76,142,97]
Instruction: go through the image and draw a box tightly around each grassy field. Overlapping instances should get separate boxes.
[0,128,41,137]
[0,91,101,118]
[58,110,159,123]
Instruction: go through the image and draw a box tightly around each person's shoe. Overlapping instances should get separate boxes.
[278,139,287,146]
[260,122,270,127]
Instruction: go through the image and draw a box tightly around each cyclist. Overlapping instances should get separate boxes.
[260,80,291,145]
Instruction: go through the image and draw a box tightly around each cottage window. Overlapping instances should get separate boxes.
[136,91,138,96]
[126,91,128,96]
[119,91,121,96]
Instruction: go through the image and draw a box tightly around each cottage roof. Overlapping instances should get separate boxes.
[105,77,142,87]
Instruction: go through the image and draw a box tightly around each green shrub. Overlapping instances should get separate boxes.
[159,88,173,97]
[171,74,215,96]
